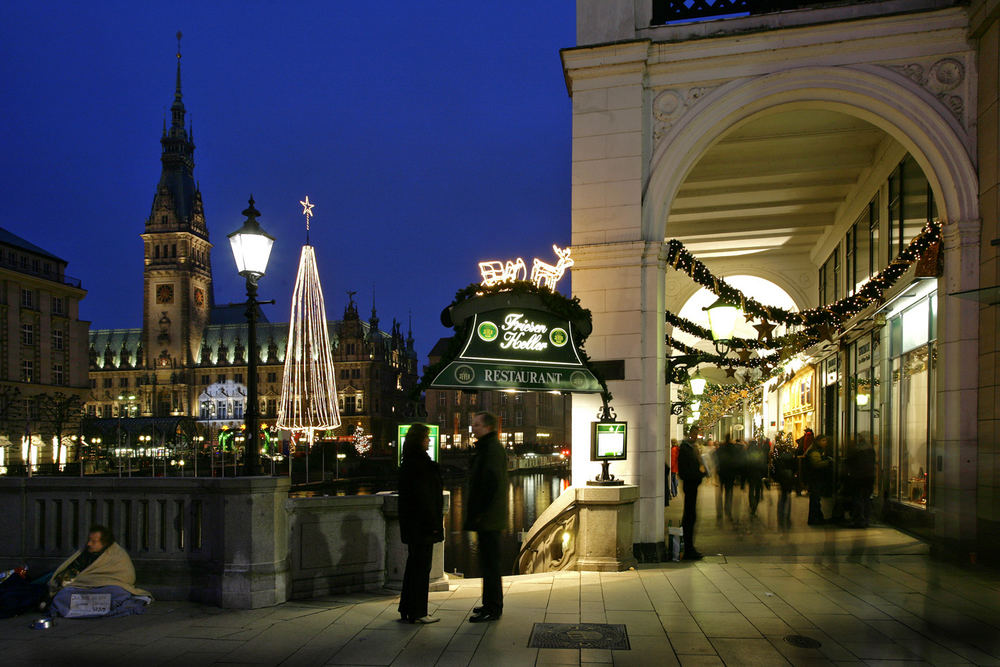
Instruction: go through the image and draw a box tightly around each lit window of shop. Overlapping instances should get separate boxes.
[779,366,815,442]
[888,155,936,263]
[887,292,936,508]
[848,332,882,493]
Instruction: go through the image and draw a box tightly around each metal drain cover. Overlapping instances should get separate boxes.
[784,634,822,648]
[528,623,630,650]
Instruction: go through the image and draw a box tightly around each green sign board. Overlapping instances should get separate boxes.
[591,421,627,460]
[431,308,602,392]
[396,424,441,467]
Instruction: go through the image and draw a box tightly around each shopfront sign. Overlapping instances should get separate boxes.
[431,307,602,392]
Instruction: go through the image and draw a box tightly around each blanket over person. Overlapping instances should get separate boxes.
[48,542,151,597]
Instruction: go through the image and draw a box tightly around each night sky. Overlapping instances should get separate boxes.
[2,2,575,365]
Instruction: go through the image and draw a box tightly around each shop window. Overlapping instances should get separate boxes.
[887,295,936,508]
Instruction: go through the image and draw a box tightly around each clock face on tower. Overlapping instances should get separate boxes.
[156,284,174,304]
[193,288,205,308]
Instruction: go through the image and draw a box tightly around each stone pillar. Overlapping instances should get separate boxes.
[933,219,980,556]
[565,41,667,558]
[219,476,291,609]
[571,242,667,559]
[575,484,640,571]
[382,491,450,592]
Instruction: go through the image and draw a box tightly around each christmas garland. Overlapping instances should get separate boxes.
[665,311,819,351]
[665,220,941,327]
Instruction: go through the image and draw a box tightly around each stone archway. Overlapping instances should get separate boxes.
[645,66,978,241]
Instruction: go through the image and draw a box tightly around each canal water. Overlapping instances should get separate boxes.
[444,471,571,578]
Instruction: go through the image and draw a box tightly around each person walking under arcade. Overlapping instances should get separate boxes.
[465,411,507,622]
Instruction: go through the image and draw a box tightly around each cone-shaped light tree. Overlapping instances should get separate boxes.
[277,196,340,448]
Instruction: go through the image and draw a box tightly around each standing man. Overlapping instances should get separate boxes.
[465,411,507,622]
[677,425,706,561]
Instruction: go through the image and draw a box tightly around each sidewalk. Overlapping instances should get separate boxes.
[3,551,999,666]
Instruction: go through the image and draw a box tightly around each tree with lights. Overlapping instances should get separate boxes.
[276,196,341,463]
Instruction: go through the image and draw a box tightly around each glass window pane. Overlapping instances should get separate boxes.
[902,155,931,249]
[901,299,930,353]
[897,345,930,507]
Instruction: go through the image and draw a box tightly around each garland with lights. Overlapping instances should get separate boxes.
[667,335,776,369]
[665,221,941,327]
[664,311,824,351]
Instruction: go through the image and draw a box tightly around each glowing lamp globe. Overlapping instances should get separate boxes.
[689,373,707,396]
[704,297,740,343]
[856,391,870,407]
[228,197,275,278]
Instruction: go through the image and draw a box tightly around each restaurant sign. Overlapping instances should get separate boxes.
[431,307,602,392]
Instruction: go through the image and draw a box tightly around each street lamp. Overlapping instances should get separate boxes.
[228,196,275,476]
[704,297,741,356]
[689,370,707,397]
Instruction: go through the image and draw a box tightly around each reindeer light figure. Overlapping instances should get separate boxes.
[531,245,574,290]
[478,257,527,286]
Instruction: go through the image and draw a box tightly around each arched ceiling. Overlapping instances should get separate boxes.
[666,109,896,260]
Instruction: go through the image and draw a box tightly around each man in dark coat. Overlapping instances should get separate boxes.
[677,425,706,561]
[465,411,508,622]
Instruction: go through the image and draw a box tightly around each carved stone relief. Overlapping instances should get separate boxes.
[882,57,967,125]
[652,86,718,142]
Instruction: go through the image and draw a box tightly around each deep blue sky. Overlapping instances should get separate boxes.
[2,1,575,364]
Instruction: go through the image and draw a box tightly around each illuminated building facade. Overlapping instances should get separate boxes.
[0,228,89,459]
[424,337,572,451]
[85,53,418,450]
[566,0,999,559]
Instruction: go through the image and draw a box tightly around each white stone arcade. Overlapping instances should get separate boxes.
[564,1,985,557]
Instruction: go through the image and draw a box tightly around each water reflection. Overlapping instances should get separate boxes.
[445,471,568,578]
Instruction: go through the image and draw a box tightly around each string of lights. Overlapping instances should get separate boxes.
[664,221,941,327]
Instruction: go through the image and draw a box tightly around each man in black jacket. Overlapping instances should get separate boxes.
[465,411,507,622]
[677,425,706,561]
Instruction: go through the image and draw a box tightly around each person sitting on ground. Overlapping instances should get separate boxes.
[47,525,152,618]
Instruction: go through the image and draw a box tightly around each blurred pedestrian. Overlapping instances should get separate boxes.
[715,433,745,523]
[678,425,706,561]
[670,439,679,498]
[795,428,814,496]
[845,433,876,527]
[772,438,797,530]
[745,438,769,519]
[805,433,833,525]
[397,423,444,624]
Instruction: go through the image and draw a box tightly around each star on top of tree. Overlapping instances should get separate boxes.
[300,195,315,219]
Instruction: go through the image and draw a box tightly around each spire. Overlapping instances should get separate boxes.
[170,31,185,130]
[152,30,200,232]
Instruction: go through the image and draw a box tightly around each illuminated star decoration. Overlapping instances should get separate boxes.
[300,195,315,236]
[753,318,776,342]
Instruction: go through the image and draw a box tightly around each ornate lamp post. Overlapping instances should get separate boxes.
[228,196,275,476]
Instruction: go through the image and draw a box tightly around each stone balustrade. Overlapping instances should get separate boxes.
[0,477,449,609]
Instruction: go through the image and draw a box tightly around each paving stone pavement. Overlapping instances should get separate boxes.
[2,552,999,666]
